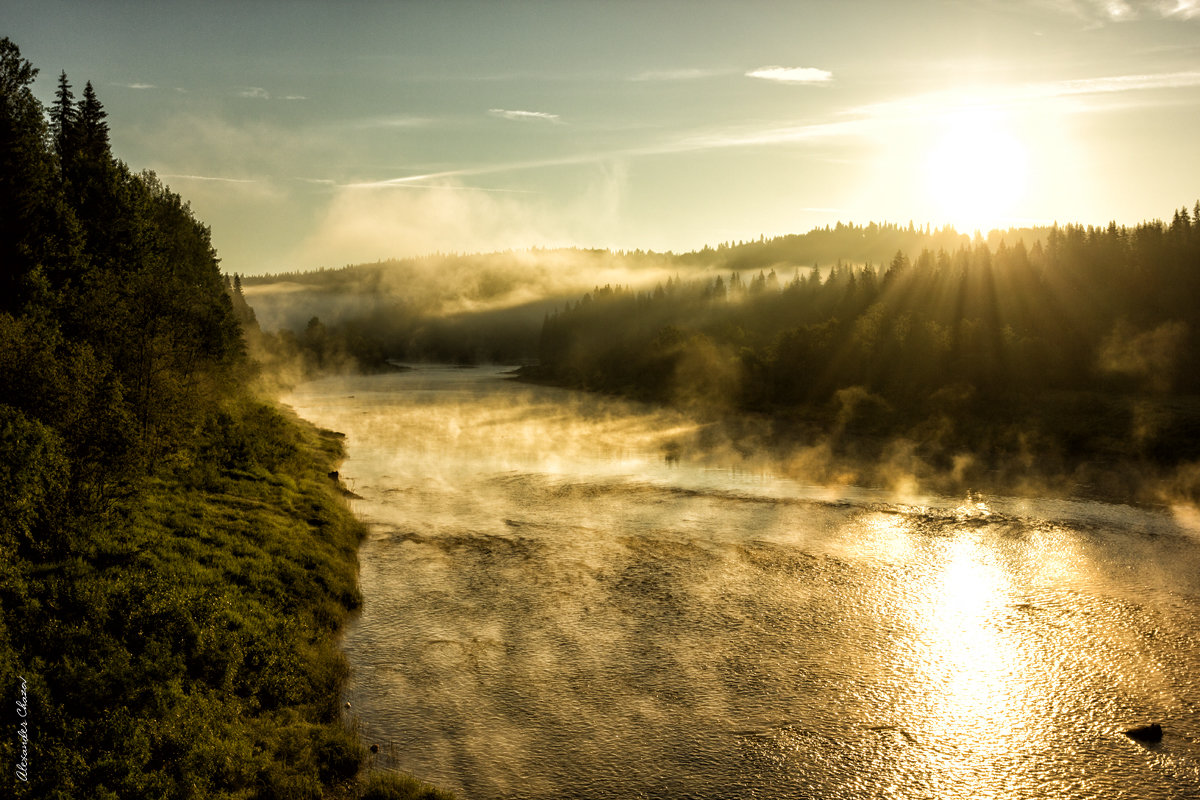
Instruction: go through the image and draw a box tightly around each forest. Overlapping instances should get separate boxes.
[0,38,448,800]
[240,194,1200,500]
[529,212,1200,499]
[238,223,1038,373]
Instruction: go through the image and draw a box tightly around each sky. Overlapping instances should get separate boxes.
[6,0,1200,275]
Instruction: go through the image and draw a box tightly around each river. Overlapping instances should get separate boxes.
[286,365,1200,799]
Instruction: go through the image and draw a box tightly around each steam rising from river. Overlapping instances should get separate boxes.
[243,248,690,333]
[288,367,1200,799]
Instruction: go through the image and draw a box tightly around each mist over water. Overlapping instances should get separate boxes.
[287,367,1200,800]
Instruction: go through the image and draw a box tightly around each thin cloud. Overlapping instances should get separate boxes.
[238,87,271,100]
[344,153,617,189]
[346,181,540,194]
[282,95,308,101]
[119,82,156,90]
[1160,0,1200,19]
[1051,69,1200,94]
[630,68,728,82]
[353,115,436,129]
[1037,0,1200,21]
[1104,0,1138,20]
[672,119,869,151]
[843,69,1200,124]
[160,173,259,184]
[342,121,859,192]
[489,108,563,123]
[746,66,834,84]
[344,68,1200,193]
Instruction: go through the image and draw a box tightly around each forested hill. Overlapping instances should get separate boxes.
[236,224,1041,370]
[671,220,1049,273]
[1,38,445,800]
[532,210,1200,499]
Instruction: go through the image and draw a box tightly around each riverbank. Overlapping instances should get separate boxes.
[1,396,455,799]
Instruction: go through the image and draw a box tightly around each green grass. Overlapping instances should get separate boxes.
[1,399,457,799]
[356,772,457,800]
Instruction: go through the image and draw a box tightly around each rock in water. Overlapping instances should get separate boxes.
[1124,723,1162,742]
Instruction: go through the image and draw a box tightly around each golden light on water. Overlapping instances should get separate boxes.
[292,373,1200,798]
[907,531,1033,794]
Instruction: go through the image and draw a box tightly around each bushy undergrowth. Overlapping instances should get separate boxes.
[1,400,377,799]
[356,772,458,800]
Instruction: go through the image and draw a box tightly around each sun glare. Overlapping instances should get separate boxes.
[924,106,1029,232]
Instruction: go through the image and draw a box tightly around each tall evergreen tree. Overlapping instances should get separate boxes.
[77,81,108,159]
[49,70,76,165]
[0,38,81,312]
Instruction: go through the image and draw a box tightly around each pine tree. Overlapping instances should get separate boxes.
[0,38,81,311]
[49,70,76,165]
[77,81,109,163]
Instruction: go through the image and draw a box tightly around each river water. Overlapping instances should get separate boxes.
[287,366,1200,800]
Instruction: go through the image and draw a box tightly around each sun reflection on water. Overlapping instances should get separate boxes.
[289,370,1200,799]
[856,508,1049,796]
[920,535,1021,748]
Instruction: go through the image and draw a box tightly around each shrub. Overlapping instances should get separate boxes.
[358,771,458,800]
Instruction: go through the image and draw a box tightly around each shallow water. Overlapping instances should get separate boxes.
[287,366,1200,800]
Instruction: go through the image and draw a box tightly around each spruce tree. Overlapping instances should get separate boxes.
[77,80,109,162]
[49,70,76,165]
[0,38,80,312]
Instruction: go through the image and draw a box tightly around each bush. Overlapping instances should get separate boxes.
[358,771,458,800]
[312,723,363,785]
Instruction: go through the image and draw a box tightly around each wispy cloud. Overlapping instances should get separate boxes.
[489,108,563,123]
[342,67,1200,193]
[630,68,728,82]
[670,119,868,152]
[235,87,306,101]
[1050,69,1200,94]
[344,154,600,189]
[347,181,539,194]
[746,66,834,84]
[119,82,156,90]
[352,115,435,130]
[1161,0,1200,19]
[1038,0,1200,22]
[847,69,1200,121]
[160,173,259,184]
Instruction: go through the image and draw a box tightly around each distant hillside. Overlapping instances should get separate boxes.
[240,223,1050,368]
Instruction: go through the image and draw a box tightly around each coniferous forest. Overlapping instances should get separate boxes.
[0,37,454,800]
[244,206,1200,499]
[526,212,1200,498]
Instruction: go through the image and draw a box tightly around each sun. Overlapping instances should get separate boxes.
[924,106,1029,232]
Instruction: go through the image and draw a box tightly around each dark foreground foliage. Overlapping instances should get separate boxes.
[356,772,457,800]
[0,37,454,799]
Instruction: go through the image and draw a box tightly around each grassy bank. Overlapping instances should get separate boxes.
[1,398,454,799]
